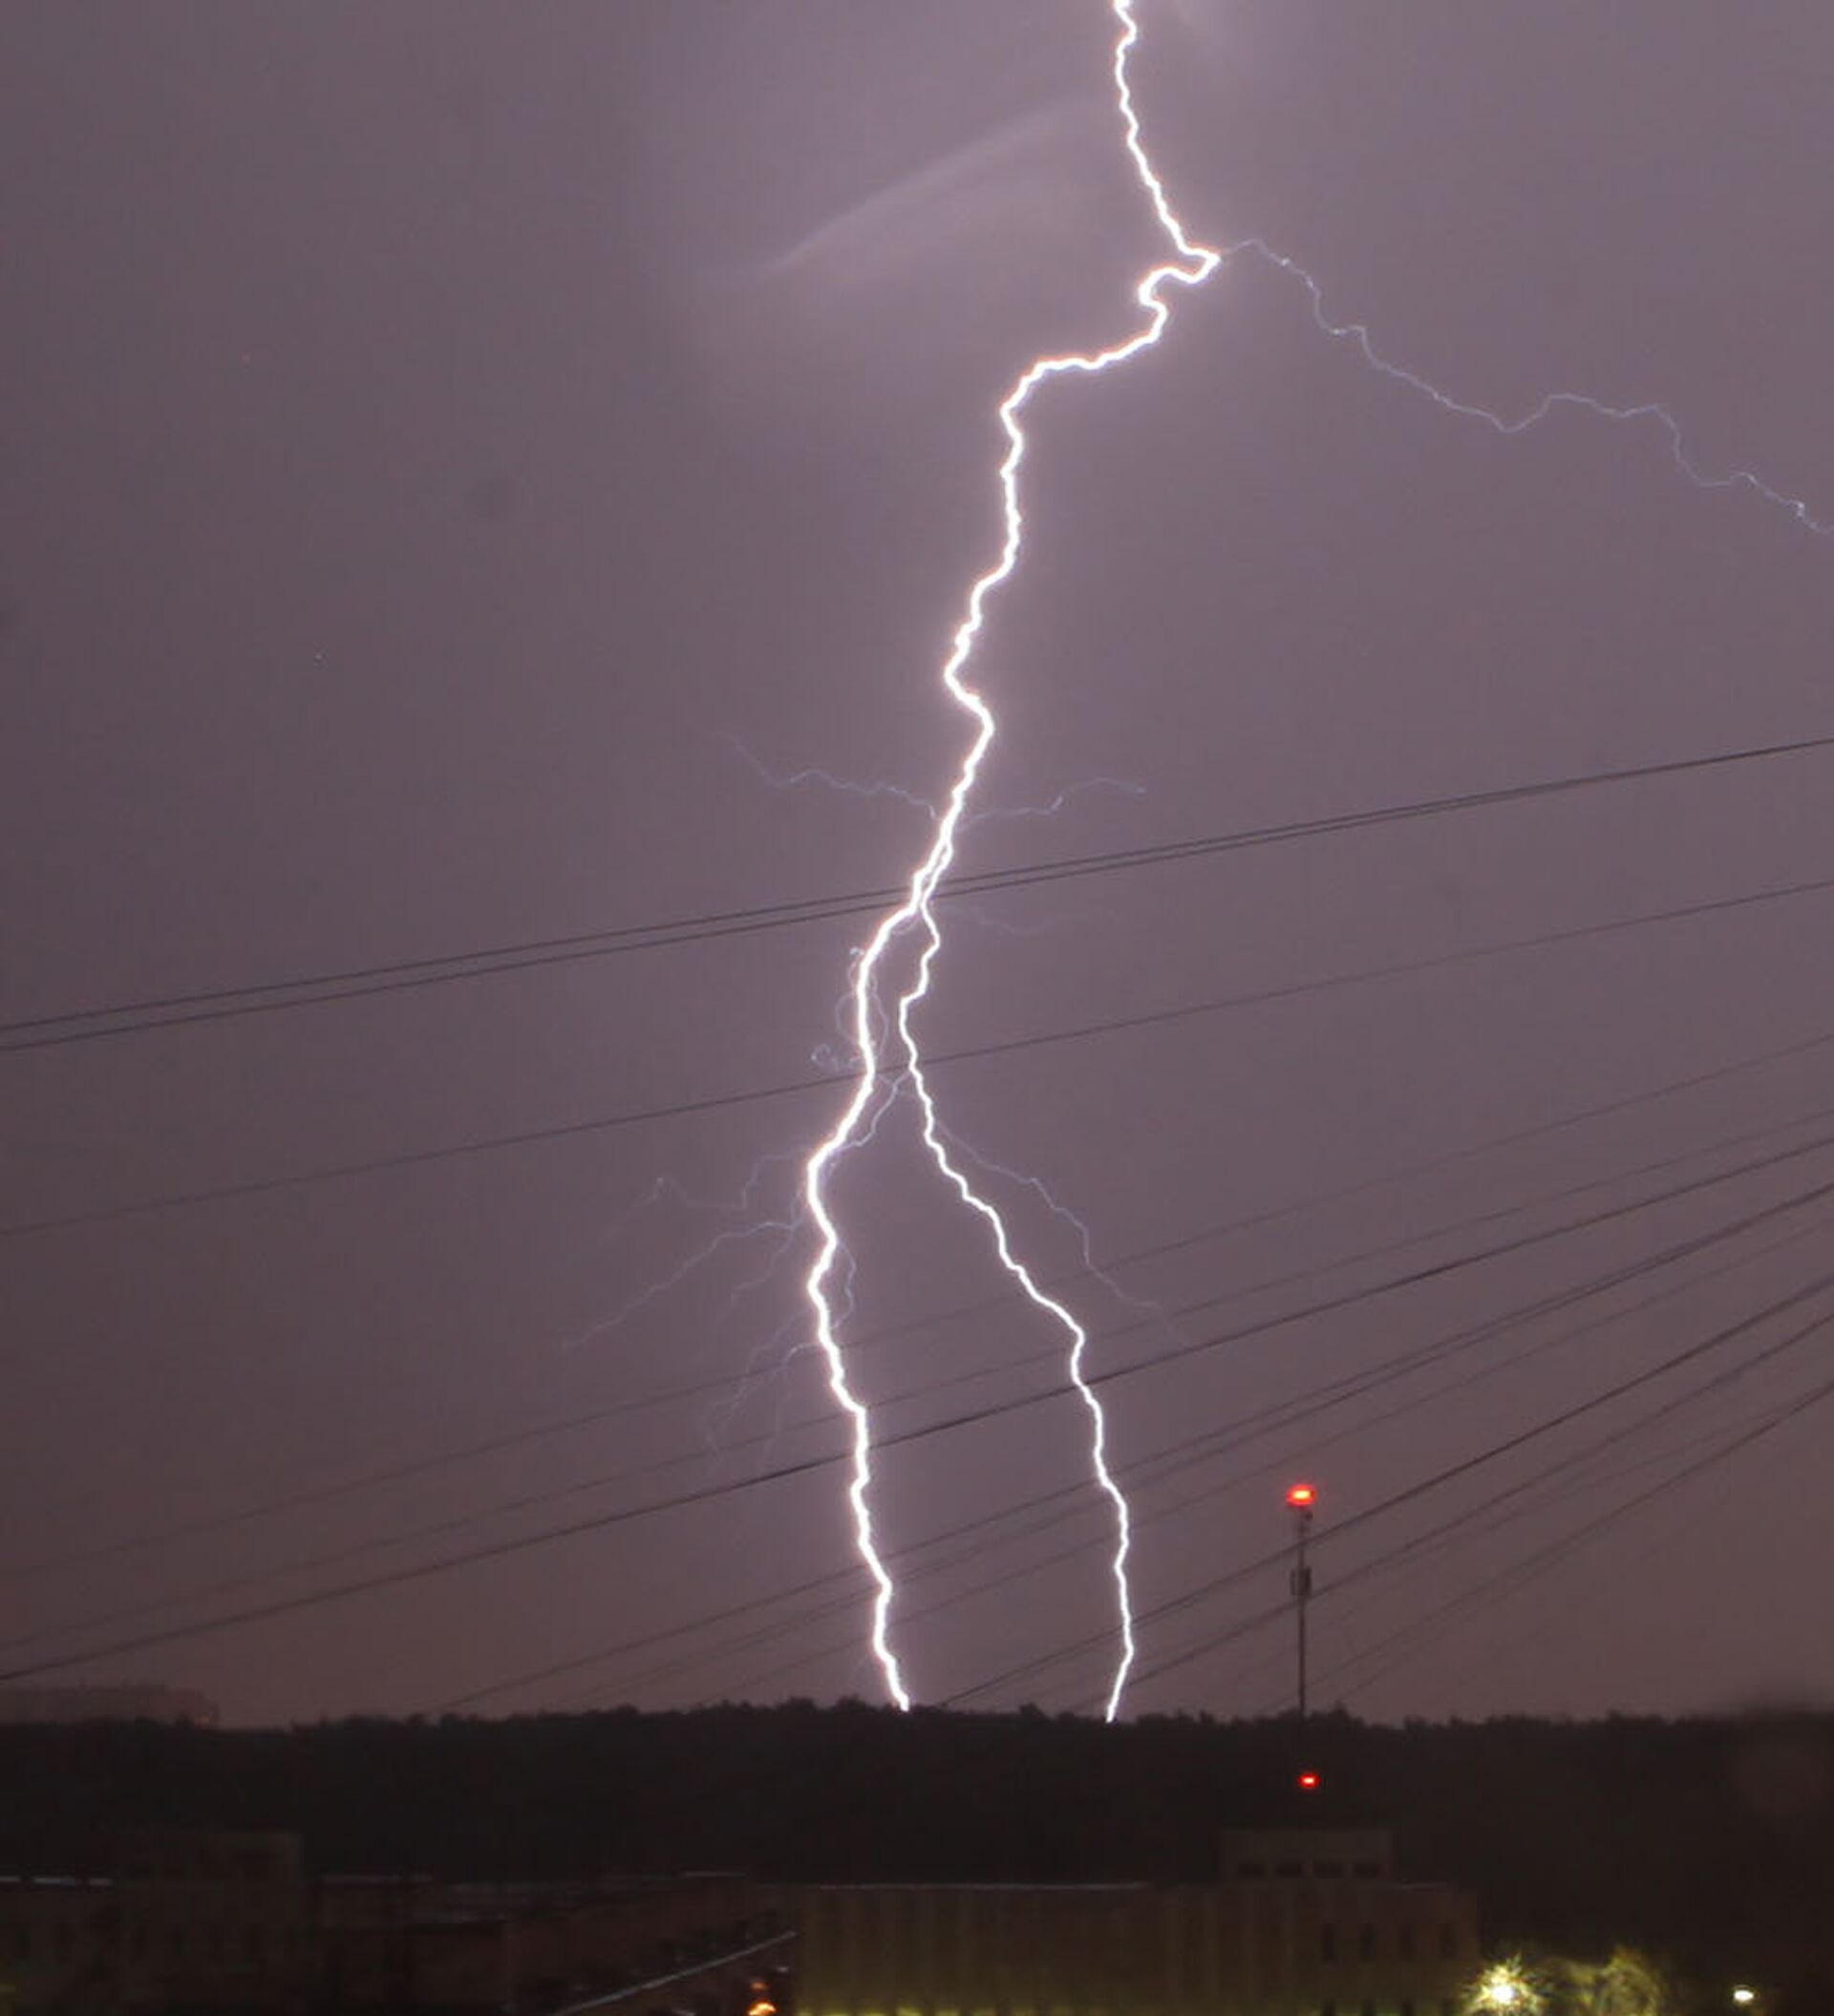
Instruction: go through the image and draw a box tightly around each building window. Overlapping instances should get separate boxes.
[1276,1862,1304,1878]
[1322,1925,1338,1963]
[1315,1861,1344,1877]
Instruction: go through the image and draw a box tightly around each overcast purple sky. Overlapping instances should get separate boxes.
[5,1,1834,1728]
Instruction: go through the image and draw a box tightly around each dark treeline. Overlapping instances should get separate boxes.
[2,1705,1829,1977]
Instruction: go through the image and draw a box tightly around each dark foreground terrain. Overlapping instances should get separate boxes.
[3,1704,1829,1981]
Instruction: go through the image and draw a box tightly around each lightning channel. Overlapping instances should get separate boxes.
[1228,237,1831,535]
[800,0,1220,1718]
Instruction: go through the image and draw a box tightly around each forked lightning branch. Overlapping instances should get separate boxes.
[796,0,1827,1722]
[800,0,1221,1722]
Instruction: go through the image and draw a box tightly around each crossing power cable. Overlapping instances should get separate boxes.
[30,1114,1834,1667]
[946,1270,1834,1708]
[1292,1416,1760,1707]
[16,1037,1833,1602]
[14,1122,1834,1687]
[20,1105,1834,1661]
[1098,1379,1834,1718]
[1098,1326,1834,1714]
[11,862,1834,1243]
[1205,1406,1750,1712]
[1218,1299,1834,1714]
[1355,1367,1834,1707]
[540,1198,1834,1713]
[8,731,1831,1054]
[1304,1367,1834,1709]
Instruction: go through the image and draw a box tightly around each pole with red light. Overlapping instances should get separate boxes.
[1287,1482,1316,1719]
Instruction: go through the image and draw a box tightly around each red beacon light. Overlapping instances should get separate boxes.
[1295,1770,1322,1793]
[1286,1482,1317,1510]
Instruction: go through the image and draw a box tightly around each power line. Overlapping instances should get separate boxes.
[18,1037,1830,1602]
[1273,1297,1834,1705]
[1307,1367,1834,1708]
[385,1193,1834,1711]
[34,1118,1834,1666]
[686,1175,1834,1708]
[948,1269,1834,1708]
[11,861,1834,1242]
[1297,1428,1739,1705]
[28,1103,1834,1658]
[9,731,1831,1053]
[1206,1409,1748,1713]
[650,1206,1834,1716]
[1082,1127,1834,1402]
[413,1181,1829,1712]
[1334,1380,1828,1709]
[1109,1331,1834,1714]
[16,1122,1834,1687]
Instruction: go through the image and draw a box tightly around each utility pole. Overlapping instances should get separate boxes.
[1286,1483,1316,1718]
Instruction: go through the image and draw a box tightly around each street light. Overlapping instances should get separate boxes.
[1471,1963,1539,2016]
[1732,1991,1757,2009]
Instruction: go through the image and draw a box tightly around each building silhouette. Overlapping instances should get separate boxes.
[790,1829,1478,2016]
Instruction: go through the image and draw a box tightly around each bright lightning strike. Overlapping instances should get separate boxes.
[802,0,1829,1724]
[800,0,1220,1720]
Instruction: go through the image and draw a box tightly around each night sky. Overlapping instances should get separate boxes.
[5,1,1834,1730]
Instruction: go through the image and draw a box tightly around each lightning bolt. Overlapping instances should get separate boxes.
[935,1117,1181,1346]
[801,0,1830,1722]
[800,0,1219,1718]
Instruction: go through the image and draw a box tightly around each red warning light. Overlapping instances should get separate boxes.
[1296,1771,1321,1793]
[1286,1482,1317,1509]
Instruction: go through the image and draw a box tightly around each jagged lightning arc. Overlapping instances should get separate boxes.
[800,0,1220,1719]
[1230,237,1833,533]
[800,0,1828,1720]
